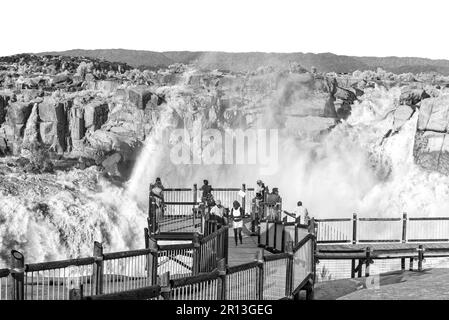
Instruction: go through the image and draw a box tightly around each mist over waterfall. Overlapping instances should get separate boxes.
[127,85,449,218]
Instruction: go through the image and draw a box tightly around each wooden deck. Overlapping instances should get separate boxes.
[227,233,271,266]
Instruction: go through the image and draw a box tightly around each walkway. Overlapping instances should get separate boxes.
[228,233,271,266]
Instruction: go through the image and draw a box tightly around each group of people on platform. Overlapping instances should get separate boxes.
[149,177,309,246]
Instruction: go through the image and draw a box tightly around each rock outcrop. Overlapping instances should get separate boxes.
[414,95,449,174]
[0,54,366,179]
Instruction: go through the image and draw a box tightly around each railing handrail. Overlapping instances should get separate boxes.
[227,261,260,274]
[170,269,220,288]
[103,248,154,260]
[26,257,95,272]
[0,268,10,278]
[157,243,195,251]
[83,285,161,300]
[293,234,315,253]
[200,225,228,244]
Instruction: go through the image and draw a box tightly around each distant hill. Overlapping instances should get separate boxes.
[37,49,449,75]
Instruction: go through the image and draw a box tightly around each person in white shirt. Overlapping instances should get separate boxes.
[296,201,309,224]
[230,200,244,246]
[210,200,225,225]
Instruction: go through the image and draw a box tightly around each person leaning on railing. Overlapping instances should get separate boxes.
[150,177,165,219]
[254,179,267,219]
[296,201,309,225]
[200,179,215,215]
[265,188,282,221]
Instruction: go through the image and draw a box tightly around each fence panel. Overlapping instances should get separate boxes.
[407,218,449,242]
[267,222,276,249]
[275,223,284,251]
[259,220,268,247]
[199,236,218,273]
[158,246,194,279]
[226,263,260,300]
[284,224,296,248]
[25,259,95,300]
[292,238,313,291]
[171,272,220,300]
[157,205,198,233]
[103,250,153,294]
[164,189,194,215]
[0,269,9,300]
[263,257,288,300]
[357,218,402,242]
[316,219,352,243]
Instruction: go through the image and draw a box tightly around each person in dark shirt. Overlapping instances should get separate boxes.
[200,179,215,214]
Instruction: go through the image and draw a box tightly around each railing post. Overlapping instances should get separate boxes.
[357,259,363,278]
[351,213,358,278]
[241,183,246,215]
[217,258,227,300]
[192,232,201,275]
[193,184,198,232]
[401,213,407,270]
[160,272,171,300]
[92,241,104,295]
[418,245,424,272]
[365,247,371,278]
[69,284,84,300]
[307,219,317,283]
[148,196,157,234]
[352,213,358,244]
[10,250,25,300]
[285,241,294,298]
[193,183,198,203]
[224,227,229,266]
[145,230,158,285]
[255,248,264,300]
[144,227,150,249]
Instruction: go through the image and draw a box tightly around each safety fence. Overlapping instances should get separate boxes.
[151,185,255,233]
[315,243,449,282]
[0,225,227,300]
[315,214,449,244]
[258,219,311,253]
[75,233,316,300]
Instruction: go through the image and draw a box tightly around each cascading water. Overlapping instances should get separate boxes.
[126,84,449,219]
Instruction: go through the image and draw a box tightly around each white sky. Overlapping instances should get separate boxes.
[2,0,448,59]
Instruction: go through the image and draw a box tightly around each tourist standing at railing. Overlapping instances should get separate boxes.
[296,201,309,225]
[200,179,215,215]
[255,180,266,219]
[230,200,245,246]
[150,177,165,218]
[210,200,226,225]
[266,188,282,221]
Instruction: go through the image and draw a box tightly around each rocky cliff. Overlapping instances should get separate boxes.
[1,54,449,178]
